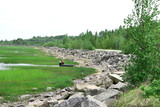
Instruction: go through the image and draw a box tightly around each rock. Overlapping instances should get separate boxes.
[17,104,25,107]
[43,92,54,98]
[46,87,52,91]
[69,92,84,99]
[75,83,100,92]
[0,96,4,100]
[94,89,121,102]
[54,96,85,107]
[20,94,32,100]
[112,71,125,75]
[108,74,123,83]
[32,88,38,91]
[104,76,113,89]
[85,88,106,96]
[55,95,107,107]
[65,87,73,92]
[103,98,118,107]
[29,98,35,102]
[81,95,107,107]
[39,100,58,107]
[109,82,127,91]
[27,99,44,107]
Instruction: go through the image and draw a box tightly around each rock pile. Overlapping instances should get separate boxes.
[0,47,129,107]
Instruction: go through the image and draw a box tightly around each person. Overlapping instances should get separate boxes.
[61,60,64,65]
[59,60,61,66]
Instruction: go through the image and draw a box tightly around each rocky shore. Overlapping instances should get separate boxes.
[0,47,129,107]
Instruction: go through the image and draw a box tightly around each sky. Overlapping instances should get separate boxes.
[0,0,135,40]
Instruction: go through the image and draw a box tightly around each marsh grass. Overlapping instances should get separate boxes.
[0,46,77,65]
[0,46,95,101]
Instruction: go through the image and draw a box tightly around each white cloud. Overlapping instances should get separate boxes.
[0,0,134,40]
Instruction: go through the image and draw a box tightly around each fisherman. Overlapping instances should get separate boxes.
[59,60,61,66]
[61,60,64,65]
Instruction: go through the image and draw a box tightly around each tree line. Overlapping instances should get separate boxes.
[0,26,127,50]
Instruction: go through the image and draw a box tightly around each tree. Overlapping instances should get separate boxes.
[123,0,160,86]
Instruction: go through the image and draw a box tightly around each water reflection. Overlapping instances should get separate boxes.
[0,63,59,70]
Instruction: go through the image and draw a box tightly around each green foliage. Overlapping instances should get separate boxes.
[43,41,55,47]
[122,0,160,86]
[0,26,126,50]
[141,79,160,99]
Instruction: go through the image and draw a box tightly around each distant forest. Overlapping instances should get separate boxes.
[0,22,159,50]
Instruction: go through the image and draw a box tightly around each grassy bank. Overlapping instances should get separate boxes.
[0,46,96,101]
[115,87,160,107]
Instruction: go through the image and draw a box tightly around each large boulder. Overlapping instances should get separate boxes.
[55,96,107,107]
[81,95,107,107]
[109,82,127,91]
[94,89,121,102]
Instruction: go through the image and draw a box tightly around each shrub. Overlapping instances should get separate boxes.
[141,79,160,99]
[43,41,55,47]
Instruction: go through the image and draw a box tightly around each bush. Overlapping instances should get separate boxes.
[141,79,160,99]
[43,41,55,47]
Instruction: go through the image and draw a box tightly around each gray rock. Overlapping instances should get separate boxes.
[103,98,118,107]
[39,100,58,107]
[94,89,121,102]
[46,87,52,91]
[104,76,113,89]
[108,74,123,83]
[74,83,100,92]
[43,92,54,98]
[69,92,84,99]
[85,88,107,96]
[108,82,127,91]
[81,95,107,107]
[20,94,32,100]
[55,96,85,107]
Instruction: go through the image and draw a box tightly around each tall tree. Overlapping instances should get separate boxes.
[123,0,160,86]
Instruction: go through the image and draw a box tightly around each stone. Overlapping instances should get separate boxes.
[85,88,106,96]
[104,76,113,89]
[108,74,123,83]
[69,92,84,99]
[54,96,85,107]
[94,89,121,102]
[39,100,58,107]
[74,83,100,92]
[65,87,73,92]
[0,96,4,100]
[20,94,32,100]
[43,92,54,98]
[108,82,127,91]
[103,98,118,107]
[81,95,107,107]
[32,88,38,91]
[46,87,52,91]
[55,95,107,107]
[27,99,44,107]
[112,71,125,75]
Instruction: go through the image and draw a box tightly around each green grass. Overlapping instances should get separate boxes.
[0,46,96,101]
[115,87,160,107]
[0,46,77,65]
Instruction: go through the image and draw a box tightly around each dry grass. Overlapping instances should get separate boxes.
[115,87,160,107]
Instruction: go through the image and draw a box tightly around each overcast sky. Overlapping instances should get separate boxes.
[0,0,135,40]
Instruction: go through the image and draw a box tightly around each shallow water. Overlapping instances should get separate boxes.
[0,63,59,70]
